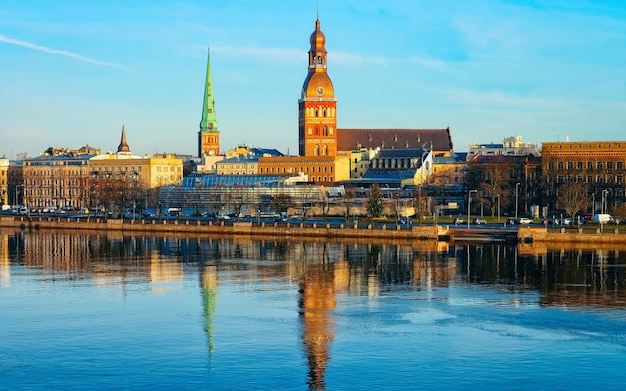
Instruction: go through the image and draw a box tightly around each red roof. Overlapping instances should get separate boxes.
[337,128,453,152]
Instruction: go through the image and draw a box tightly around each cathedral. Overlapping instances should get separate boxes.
[197,16,454,186]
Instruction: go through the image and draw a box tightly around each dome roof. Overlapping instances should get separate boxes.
[301,72,334,99]
[309,19,326,51]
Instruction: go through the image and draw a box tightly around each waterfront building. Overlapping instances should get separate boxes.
[23,146,99,210]
[7,160,23,206]
[198,48,221,158]
[216,146,284,176]
[0,157,8,207]
[298,18,337,158]
[89,125,183,189]
[467,135,540,160]
[337,128,454,158]
[258,155,350,186]
[466,154,542,218]
[354,148,434,188]
[541,141,626,215]
[432,153,467,185]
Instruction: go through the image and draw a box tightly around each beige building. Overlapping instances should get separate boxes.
[0,157,9,207]
[23,146,99,209]
[89,125,183,188]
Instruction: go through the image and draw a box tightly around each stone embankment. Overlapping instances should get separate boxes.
[2,216,626,244]
[0,216,441,241]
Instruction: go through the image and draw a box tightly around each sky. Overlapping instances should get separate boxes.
[1,0,626,159]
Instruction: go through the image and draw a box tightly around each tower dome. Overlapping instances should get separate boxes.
[309,19,326,51]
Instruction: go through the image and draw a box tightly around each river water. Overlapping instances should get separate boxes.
[2,229,626,390]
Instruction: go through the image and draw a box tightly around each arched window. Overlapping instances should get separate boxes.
[314,145,319,156]
[323,145,328,156]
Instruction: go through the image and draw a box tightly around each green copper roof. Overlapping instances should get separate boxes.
[199,48,219,134]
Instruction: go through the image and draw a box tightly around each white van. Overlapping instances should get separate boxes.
[593,214,613,224]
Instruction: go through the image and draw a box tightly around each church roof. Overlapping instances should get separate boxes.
[337,128,453,152]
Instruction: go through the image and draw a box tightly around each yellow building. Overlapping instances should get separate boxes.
[89,125,183,189]
[0,157,9,207]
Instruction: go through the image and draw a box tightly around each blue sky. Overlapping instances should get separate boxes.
[1,0,625,158]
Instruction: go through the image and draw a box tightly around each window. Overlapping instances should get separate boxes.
[567,161,573,170]
[587,161,593,170]
[557,162,564,170]
[597,175,604,183]
[577,161,583,170]
[617,161,624,170]
[597,161,603,170]
[607,161,614,170]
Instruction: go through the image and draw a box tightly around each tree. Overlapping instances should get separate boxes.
[271,193,295,215]
[412,186,430,225]
[342,187,355,223]
[228,185,250,219]
[366,184,383,218]
[556,181,590,220]
[466,157,514,217]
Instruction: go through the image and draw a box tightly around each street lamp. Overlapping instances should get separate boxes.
[515,183,520,219]
[15,184,24,207]
[468,189,477,229]
[602,189,609,214]
[496,194,501,222]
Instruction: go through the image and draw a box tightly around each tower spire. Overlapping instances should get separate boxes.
[198,46,221,157]
[117,122,130,153]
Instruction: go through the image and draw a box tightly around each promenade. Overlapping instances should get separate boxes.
[2,215,626,245]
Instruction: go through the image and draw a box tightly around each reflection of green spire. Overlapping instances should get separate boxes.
[200,266,218,369]
[199,47,219,134]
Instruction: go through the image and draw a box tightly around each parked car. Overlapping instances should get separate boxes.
[519,218,533,224]
[452,217,465,225]
[473,217,487,225]
[399,217,412,225]
[506,217,518,224]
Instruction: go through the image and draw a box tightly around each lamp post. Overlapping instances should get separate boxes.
[468,189,477,229]
[496,194,501,222]
[15,184,24,207]
[515,183,520,219]
[592,193,595,215]
[394,192,400,226]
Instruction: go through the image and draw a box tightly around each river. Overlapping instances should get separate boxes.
[2,229,626,390]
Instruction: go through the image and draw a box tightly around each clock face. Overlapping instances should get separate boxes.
[315,86,325,96]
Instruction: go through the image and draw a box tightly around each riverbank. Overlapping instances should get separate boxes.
[2,215,626,244]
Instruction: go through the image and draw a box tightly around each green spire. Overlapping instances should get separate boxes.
[200,47,218,133]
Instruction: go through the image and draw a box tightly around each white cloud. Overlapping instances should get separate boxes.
[0,34,131,70]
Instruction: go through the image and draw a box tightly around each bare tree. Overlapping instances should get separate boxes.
[271,193,295,216]
[556,181,590,220]
[412,186,430,225]
[228,185,249,218]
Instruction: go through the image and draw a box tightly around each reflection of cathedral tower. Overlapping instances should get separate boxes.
[299,244,348,390]
[298,17,337,157]
[198,48,220,158]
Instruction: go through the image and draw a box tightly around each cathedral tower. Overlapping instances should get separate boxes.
[298,18,337,157]
[198,48,220,157]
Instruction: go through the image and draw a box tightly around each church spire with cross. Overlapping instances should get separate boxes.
[198,47,220,157]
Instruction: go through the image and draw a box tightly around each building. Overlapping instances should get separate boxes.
[90,125,183,189]
[467,135,539,160]
[23,146,99,210]
[198,48,220,157]
[357,148,434,188]
[541,141,626,215]
[258,155,350,185]
[0,157,8,207]
[298,18,337,157]
[337,127,454,157]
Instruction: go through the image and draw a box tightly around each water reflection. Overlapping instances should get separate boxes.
[3,229,626,388]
